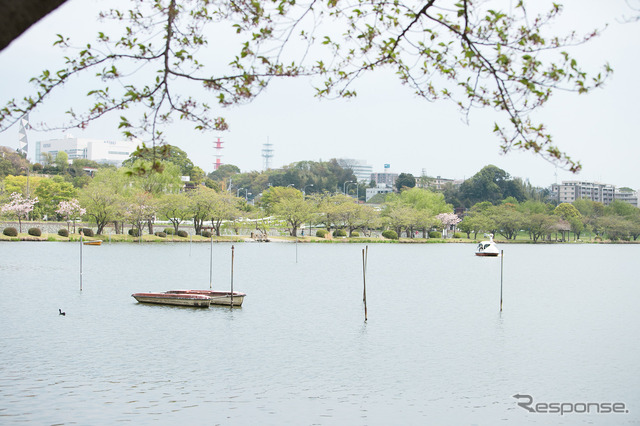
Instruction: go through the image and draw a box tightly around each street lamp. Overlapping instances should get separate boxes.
[346,182,359,200]
[237,188,249,200]
[303,184,314,196]
[343,180,353,194]
[346,182,354,195]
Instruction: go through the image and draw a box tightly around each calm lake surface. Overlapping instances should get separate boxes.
[0,241,638,425]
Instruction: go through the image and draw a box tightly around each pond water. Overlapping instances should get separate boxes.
[0,241,638,425]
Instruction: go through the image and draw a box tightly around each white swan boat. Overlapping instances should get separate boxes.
[475,234,500,257]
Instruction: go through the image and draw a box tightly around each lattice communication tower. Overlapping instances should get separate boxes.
[262,141,274,170]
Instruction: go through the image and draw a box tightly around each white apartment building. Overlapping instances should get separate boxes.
[365,185,394,202]
[551,181,616,205]
[35,136,138,166]
[614,190,639,207]
[337,159,374,183]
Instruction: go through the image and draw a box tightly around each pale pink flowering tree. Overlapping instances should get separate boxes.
[1,192,39,233]
[56,199,86,233]
[436,213,462,237]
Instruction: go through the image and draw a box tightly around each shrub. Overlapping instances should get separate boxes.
[28,228,42,237]
[177,230,188,238]
[382,230,398,240]
[202,231,212,238]
[164,228,175,235]
[334,229,347,237]
[155,231,167,238]
[128,229,140,237]
[453,232,463,239]
[58,228,69,237]
[80,228,94,237]
[428,231,440,239]
[350,231,360,237]
[3,227,18,237]
[316,229,328,238]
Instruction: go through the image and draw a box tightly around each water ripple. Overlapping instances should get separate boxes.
[0,242,639,424]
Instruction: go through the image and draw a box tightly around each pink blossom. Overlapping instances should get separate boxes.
[56,199,86,219]
[56,199,86,233]
[436,212,461,226]
[1,192,39,232]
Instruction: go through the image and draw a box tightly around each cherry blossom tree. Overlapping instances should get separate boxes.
[56,199,86,233]
[436,212,462,238]
[1,192,39,233]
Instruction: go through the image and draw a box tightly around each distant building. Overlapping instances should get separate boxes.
[366,185,394,202]
[614,189,638,207]
[551,181,615,206]
[337,159,373,183]
[35,136,138,166]
[418,175,463,190]
[370,172,398,187]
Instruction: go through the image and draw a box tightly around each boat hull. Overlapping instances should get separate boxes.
[131,292,212,307]
[165,290,246,306]
[475,252,499,257]
[83,240,102,246]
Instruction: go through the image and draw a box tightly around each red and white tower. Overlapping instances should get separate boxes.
[213,137,224,170]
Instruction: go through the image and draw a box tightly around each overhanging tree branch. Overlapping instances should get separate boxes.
[0,0,611,174]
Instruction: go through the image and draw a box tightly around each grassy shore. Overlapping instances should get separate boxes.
[0,233,246,243]
[0,232,634,244]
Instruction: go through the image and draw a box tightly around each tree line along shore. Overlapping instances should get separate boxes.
[2,147,639,243]
[1,221,637,244]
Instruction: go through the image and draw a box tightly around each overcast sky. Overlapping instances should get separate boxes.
[0,0,638,190]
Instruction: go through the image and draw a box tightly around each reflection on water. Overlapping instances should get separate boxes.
[0,242,639,424]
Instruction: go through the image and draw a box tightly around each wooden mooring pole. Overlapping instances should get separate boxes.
[362,246,368,322]
[209,235,213,289]
[230,245,235,307]
[500,250,504,312]
[79,231,83,291]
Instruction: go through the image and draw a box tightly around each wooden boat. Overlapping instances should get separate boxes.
[131,292,212,307]
[83,240,102,246]
[165,290,246,307]
[475,234,500,257]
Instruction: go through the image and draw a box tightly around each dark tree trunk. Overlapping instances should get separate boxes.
[193,217,203,235]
